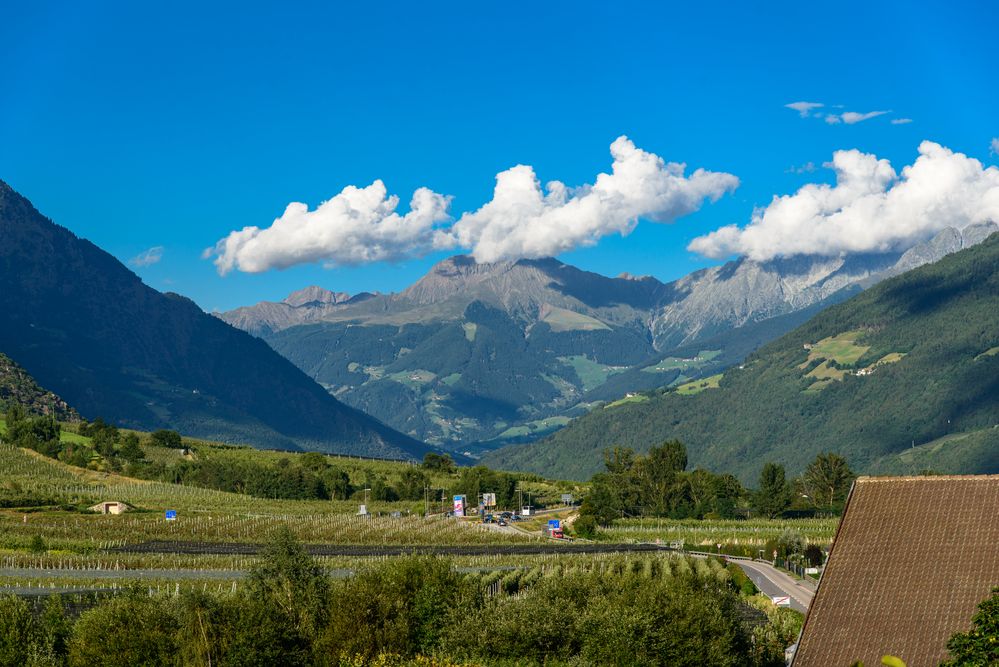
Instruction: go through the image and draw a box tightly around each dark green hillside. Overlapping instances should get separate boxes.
[0,352,79,420]
[485,233,999,481]
[267,300,659,445]
[0,180,431,460]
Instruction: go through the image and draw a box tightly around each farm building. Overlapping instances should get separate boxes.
[792,475,999,667]
[88,501,130,515]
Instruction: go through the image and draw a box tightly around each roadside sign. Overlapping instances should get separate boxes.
[548,519,561,530]
[560,493,574,504]
[165,510,177,521]
[772,596,791,607]
[453,495,466,516]
[482,493,497,507]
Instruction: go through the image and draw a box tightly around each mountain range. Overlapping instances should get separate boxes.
[0,180,433,460]
[220,222,998,451]
[483,232,999,481]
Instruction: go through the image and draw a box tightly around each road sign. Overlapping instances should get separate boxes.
[165,510,177,521]
[482,493,497,507]
[772,596,791,607]
[548,519,561,530]
[453,495,466,516]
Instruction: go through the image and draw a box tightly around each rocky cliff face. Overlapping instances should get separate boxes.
[0,352,79,421]
[649,252,901,349]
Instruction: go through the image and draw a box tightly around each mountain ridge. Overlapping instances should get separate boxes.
[483,231,999,481]
[218,223,996,449]
[0,179,433,460]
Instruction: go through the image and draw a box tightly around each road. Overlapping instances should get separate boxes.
[734,560,814,613]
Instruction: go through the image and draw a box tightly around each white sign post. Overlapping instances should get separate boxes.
[772,596,791,607]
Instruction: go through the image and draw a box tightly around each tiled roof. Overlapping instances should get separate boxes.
[793,475,999,667]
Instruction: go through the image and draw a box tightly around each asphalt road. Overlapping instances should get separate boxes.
[735,560,814,614]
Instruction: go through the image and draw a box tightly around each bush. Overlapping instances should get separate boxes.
[804,543,824,567]
[727,563,758,596]
[573,514,598,539]
[68,594,179,667]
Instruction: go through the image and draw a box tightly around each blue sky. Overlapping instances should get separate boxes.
[2,1,997,311]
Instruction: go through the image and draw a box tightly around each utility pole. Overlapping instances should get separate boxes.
[424,484,429,517]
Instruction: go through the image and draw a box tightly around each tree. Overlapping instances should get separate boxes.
[422,452,455,473]
[397,467,430,501]
[942,587,999,666]
[754,462,792,519]
[247,526,329,642]
[802,452,855,510]
[634,440,688,516]
[321,466,353,500]
[572,514,598,539]
[149,429,182,448]
[118,433,145,463]
[3,404,26,432]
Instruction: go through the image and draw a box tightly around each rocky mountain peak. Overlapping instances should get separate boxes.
[283,286,350,308]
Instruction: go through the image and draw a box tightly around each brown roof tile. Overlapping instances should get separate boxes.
[793,475,999,667]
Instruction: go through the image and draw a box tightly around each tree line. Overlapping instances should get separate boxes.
[575,440,857,537]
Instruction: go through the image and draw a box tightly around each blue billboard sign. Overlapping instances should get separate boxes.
[165,510,177,521]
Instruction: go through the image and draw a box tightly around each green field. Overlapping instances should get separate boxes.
[559,355,626,392]
[540,305,610,332]
[387,368,437,388]
[643,349,721,373]
[604,393,650,409]
[800,330,871,368]
[496,415,572,439]
[675,374,722,395]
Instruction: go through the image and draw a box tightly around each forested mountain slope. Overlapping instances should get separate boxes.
[0,180,433,460]
[484,233,999,481]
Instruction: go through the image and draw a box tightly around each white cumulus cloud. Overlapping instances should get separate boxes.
[208,138,738,273]
[207,181,452,274]
[446,136,739,264]
[130,246,164,267]
[688,141,999,261]
[786,101,824,117]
